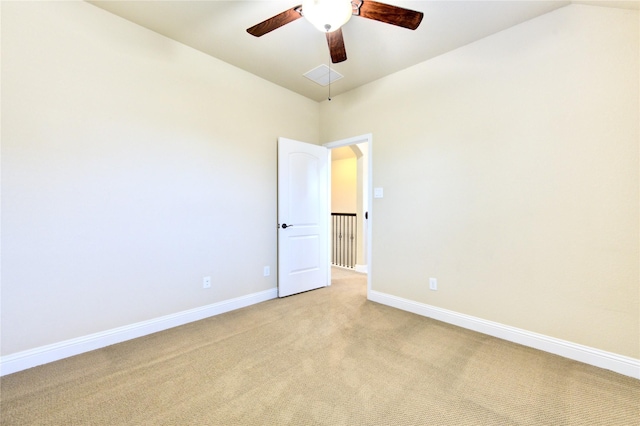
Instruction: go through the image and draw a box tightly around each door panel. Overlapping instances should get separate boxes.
[278,137,329,297]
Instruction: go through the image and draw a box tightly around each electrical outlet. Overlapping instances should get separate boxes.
[264,266,270,277]
[429,277,437,291]
[203,276,211,289]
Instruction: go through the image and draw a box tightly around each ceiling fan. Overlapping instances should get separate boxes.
[246,0,424,64]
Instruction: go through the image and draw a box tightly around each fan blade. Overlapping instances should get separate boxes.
[326,29,347,64]
[357,1,423,30]
[247,6,303,37]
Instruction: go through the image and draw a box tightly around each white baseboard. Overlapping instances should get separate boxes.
[355,264,368,274]
[0,288,278,376]
[4,288,637,379]
[368,290,640,379]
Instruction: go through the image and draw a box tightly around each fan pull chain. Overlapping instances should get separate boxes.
[328,62,332,101]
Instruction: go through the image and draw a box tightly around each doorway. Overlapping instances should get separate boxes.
[324,134,372,297]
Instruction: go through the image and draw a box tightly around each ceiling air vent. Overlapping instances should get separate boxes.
[303,65,344,87]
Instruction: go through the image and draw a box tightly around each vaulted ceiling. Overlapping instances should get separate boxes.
[88,1,639,102]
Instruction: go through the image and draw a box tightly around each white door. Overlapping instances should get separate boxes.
[278,137,329,297]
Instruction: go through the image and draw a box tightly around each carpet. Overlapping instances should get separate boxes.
[1,268,638,425]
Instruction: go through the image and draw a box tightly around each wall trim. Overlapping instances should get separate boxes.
[354,264,368,274]
[0,288,278,376]
[4,287,637,379]
[368,290,640,379]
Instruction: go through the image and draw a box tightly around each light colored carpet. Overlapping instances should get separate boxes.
[1,268,638,425]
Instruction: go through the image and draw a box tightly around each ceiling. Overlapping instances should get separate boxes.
[87,1,639,102]
[332,145,357,160]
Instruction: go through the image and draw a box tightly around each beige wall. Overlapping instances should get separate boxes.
[2,2,638,363]
[1,1,319,355]
[331,156,357,213]
[320,5,639,358]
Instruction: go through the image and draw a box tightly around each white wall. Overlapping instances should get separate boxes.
[1,1,319,356]
[321,5,639,359]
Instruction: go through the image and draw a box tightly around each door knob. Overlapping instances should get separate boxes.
[281,223,293,229]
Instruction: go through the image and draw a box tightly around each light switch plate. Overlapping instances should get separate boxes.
[374,187,384,198]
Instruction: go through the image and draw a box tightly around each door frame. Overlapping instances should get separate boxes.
[324,133,373,298]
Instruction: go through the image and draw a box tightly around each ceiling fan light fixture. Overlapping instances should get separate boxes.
[302,0,353,33]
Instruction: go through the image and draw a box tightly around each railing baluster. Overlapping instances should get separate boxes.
[331,213,357,269]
